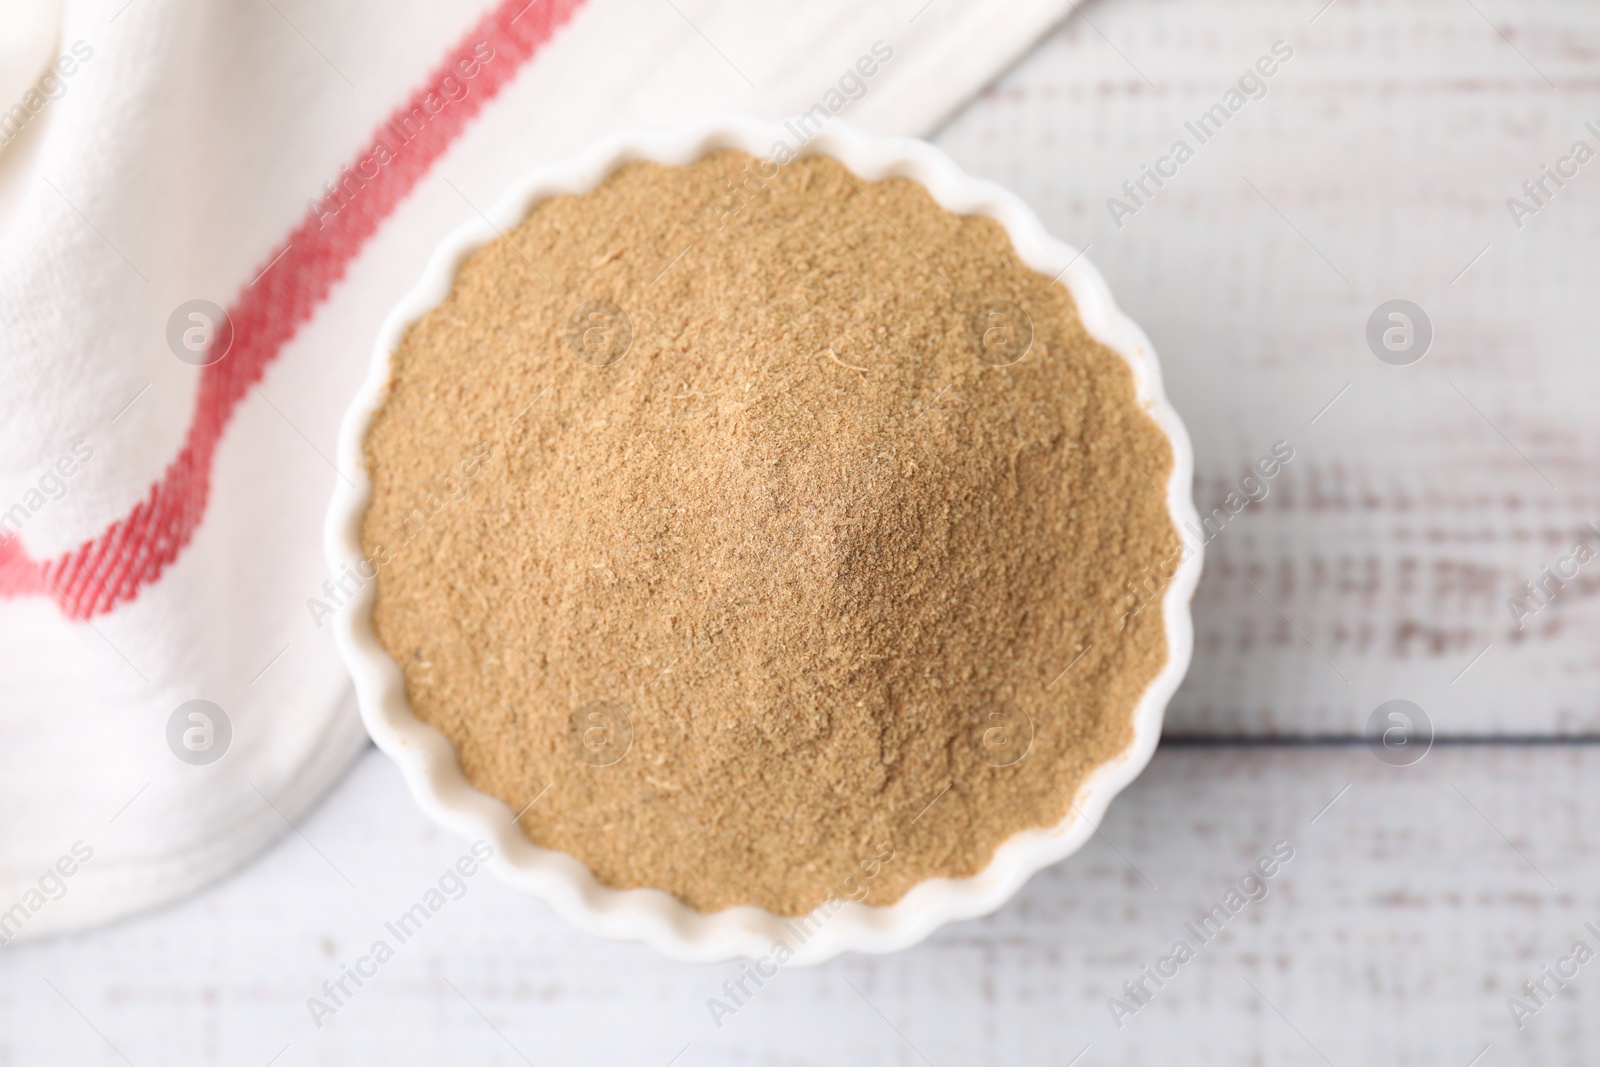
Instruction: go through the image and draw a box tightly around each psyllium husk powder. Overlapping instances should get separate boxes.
[360,150,1178,915]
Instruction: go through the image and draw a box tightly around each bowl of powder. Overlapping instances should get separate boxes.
[326,116,1201,963]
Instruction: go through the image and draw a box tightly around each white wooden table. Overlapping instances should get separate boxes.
[5,0,1598,1062]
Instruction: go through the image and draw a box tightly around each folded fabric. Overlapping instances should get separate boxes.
[0,0,1079,941]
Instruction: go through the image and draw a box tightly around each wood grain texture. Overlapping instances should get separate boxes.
[5,5,1597,1065]
[932,0,1600,735]
[3,745,1596,1065]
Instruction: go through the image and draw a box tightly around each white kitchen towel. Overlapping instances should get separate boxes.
[0,0,1080,941]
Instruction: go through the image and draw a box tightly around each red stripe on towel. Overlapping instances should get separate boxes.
[0,0,585,617]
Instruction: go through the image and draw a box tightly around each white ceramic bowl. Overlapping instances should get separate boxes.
[326,115,1201,965]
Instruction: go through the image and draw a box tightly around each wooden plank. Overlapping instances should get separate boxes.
[3,745,1596,1064]
[932,0,1600,735]
[7,6,1599,1066]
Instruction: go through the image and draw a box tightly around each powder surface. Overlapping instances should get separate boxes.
[361,150,1178,915]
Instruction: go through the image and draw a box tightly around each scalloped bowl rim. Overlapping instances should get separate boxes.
[325,115,1202,965]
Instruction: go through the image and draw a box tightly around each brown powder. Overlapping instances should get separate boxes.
[361,150,1178,915]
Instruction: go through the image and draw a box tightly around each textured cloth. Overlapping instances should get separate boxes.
[0,0,1080,940]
